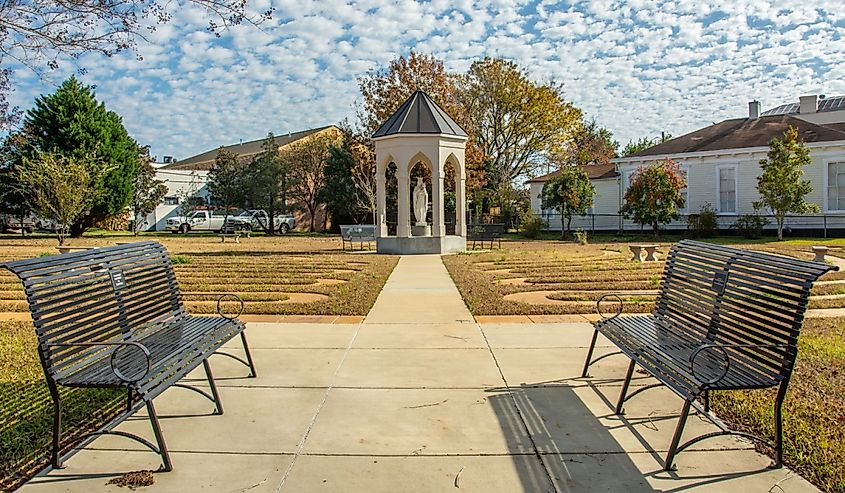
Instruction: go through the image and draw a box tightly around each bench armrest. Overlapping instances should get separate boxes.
[46,341,152,383]
[596,293,655,322]
[217,293,244,320]
[689,343,792,387]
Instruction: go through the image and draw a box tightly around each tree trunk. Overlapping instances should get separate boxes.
[777,217,784,240]
[652,222,659,238]
[267,193,275,235]
[70,220,87,238]
[309,204,316,232]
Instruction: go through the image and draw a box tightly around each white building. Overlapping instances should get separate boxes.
[141,169,210,231]
[530,95,845,233]
[149,126,340,231]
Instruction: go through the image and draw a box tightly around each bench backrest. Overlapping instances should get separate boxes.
[340,225,376,240]
[468,224,505,238]
[2,242,184,379]
[657,240,835,381]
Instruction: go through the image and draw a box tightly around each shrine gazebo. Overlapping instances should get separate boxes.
[373,91,468,255]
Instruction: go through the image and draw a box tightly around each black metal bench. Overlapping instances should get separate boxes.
[340,225,376,251]
[581,239,835,471]
[1,241,256,473]
[467,223,505,249]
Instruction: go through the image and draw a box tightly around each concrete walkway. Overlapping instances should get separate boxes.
[23,256,818,492]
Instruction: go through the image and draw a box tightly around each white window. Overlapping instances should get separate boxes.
[717,166,737,213]
[827,162,845,211]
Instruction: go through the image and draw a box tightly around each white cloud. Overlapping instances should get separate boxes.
[6,0,845,160]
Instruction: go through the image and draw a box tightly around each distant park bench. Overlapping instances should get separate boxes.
[340,225,376,251]
[220,221,251,243]
[467,224,505,250]
[1,242,257,473]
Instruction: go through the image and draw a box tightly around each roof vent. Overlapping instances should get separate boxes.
[799,95,819,114]
[748,101,761,120]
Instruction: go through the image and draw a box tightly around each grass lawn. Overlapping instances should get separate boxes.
[445,236,845,492]
[0,234,397,490]
[443,237,845,315]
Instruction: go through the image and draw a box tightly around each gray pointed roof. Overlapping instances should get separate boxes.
[372,91,468,139]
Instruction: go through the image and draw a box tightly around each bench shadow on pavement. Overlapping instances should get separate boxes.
[488,378,782,492]
[487,382,657,492]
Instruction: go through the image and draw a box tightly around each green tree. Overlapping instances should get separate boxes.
[131,149,168,235]
[539,167,595,237]
[460,57,581,196]
[620,159,686,237]
[207,147,246,224]
[0,131,34,236]
[754,126,819,240]
[621,133,672,157]
[16,150,109,245]
[245,133,290,234]
[320,142,359,229]
[23,76,140,236]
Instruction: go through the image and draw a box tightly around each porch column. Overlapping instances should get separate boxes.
[456,172,466,237]
[397,169,411,237]
[376,167,387,237]
[432,164,444,237]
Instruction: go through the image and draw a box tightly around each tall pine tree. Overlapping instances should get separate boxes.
[24,76,139,236]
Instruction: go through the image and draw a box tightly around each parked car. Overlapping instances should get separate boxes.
[165,210,231,233]
[0,214,35,234]
[230,210,295,234]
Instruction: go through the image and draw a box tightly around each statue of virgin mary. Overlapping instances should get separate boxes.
[412,177,428,225]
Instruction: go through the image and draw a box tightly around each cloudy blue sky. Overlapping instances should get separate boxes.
[9,0,845,161]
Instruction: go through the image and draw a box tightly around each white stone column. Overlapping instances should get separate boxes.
[432,164,444,237]
[376,167,387,237]
[456,173,466,237]
[397,168,410,237]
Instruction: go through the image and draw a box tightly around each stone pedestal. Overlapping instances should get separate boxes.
[377,236,466,255]
[412,224,431,237]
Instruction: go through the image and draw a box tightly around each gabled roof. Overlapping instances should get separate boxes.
[372,91,467,139]
[527,163,618,184]
[762,95,845,116]
[626,115,845,158]
[164,125,337,171]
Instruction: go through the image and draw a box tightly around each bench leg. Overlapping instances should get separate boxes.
[241,331,257,378]
[126,388,134,413]
[50,394,64,469]
[664,399,692,471]
[773,383,787,468]
[581,329,600,378]
[147,401,173,472]
[615,359,636,414]
[202,359,224,415]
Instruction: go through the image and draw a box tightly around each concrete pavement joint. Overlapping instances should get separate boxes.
[475,321,560,493]
[275,322,364,492]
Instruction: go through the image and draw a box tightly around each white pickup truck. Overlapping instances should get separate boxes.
[166,209,295,234]
[165,210,229,233]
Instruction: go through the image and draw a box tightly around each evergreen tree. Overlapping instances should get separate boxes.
[755,126,818,240]
[23,76,139,236]
[319,143,359,229]
[245,133,289,234]
[207,147,246,224]
[0,131,34,235]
